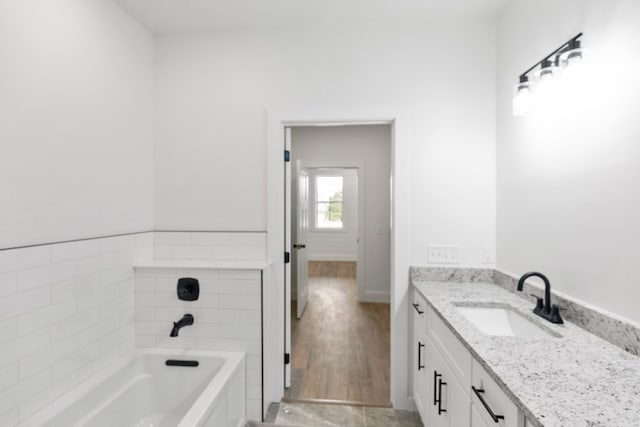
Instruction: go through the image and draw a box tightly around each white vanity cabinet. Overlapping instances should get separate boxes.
[411,287,527,427]
[427,306,471,427]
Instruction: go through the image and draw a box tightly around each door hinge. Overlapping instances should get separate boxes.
[284,353,290,365]
[284,252,290,264]
[284,150,290,162]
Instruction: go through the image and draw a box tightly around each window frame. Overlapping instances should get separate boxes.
[312,172,345,231]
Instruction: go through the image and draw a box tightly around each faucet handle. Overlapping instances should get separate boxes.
[529,294,544,311]
[550,305,564,324]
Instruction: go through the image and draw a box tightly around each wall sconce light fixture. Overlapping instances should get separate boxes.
[513,33,585,116]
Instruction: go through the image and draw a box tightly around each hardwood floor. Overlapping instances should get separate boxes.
[285,262,390,406]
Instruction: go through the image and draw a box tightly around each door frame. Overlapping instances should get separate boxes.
[265,107,411,411]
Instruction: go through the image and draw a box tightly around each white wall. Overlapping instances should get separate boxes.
[0,1,155,424]
[497,0,640,323]
[291,125,391,301]
[154,22,497,266]
[0,0,155,249]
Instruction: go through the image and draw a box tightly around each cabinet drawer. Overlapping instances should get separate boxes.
[412,288,429,331]
[429,310,471,392]
[471,359,519,427]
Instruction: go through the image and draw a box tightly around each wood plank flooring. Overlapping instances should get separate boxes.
[285,262,390,406]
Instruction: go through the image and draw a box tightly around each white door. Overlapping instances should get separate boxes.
[295,160,309,319]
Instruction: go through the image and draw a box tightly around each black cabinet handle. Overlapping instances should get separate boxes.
[433,371,441,405]
[438,377,447,414]
[417,342,425,371]
[472,386,505,423]
[412,303,424,314]
[293,244,306,249]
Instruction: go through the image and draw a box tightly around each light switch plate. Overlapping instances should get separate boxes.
[427,245,460,264]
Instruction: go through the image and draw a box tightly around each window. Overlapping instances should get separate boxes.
[315,175,343,229]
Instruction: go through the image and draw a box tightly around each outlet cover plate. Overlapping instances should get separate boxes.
[427,245,460,264]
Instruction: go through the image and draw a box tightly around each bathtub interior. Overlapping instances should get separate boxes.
[37,351,232,427]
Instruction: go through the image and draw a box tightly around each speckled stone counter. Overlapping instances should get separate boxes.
[412,279,640,427]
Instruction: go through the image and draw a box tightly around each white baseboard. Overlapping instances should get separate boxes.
[360,290,390,303]
[308,254,357,262]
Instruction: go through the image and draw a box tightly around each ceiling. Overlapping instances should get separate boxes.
[114,0,510,33]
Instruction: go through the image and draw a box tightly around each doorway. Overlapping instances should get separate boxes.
[265,106,411,413]
[285,125,392,406]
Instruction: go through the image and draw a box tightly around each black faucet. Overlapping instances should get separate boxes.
[170,314,194,337]
[517,272,563,324]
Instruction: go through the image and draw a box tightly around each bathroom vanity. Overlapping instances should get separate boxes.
[411,269,640,427]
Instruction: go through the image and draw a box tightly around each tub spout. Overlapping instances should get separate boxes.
[170,314,194,337]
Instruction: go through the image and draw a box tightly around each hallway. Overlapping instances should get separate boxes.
[285,262,390,405]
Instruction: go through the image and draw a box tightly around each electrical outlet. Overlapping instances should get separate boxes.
[481,245,496,265]
[427,245,460,264]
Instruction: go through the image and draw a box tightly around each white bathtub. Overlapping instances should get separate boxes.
[21,349,246,427]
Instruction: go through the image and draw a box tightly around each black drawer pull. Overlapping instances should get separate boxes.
[166,359,199,367]
[438,377,447,414]
[417,342,425,370]
[412,303,424,314]
[433,371,441,405]
[472,386,505,422]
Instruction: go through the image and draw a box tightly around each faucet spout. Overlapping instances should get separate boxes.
[517,272,563,324]
[518,272,551,313]
[170,314,194,337]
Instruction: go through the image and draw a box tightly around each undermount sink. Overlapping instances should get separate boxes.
[455,304,558,338]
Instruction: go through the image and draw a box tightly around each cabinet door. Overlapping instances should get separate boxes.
[413,325,429,420]
[430,340,470,427]
[412,287,431,423]
[471,404,492,427]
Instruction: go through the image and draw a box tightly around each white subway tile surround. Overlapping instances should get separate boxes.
[0,231,266,425]
[153,231,266,261]
[134,265,264,421]
[0,233,153,425]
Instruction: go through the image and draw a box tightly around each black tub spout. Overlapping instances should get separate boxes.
[170,314,194,337]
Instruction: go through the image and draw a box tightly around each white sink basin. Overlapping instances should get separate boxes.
[455,305,556,338]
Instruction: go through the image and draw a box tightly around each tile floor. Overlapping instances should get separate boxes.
[246,402,424,427]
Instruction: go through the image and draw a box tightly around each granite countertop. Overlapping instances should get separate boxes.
[412,280,640,427]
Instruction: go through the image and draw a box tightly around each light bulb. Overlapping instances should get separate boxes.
[513,78,533,116]
[561,49,587,82]
[536,71,557,97]
[533,60,560,111]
